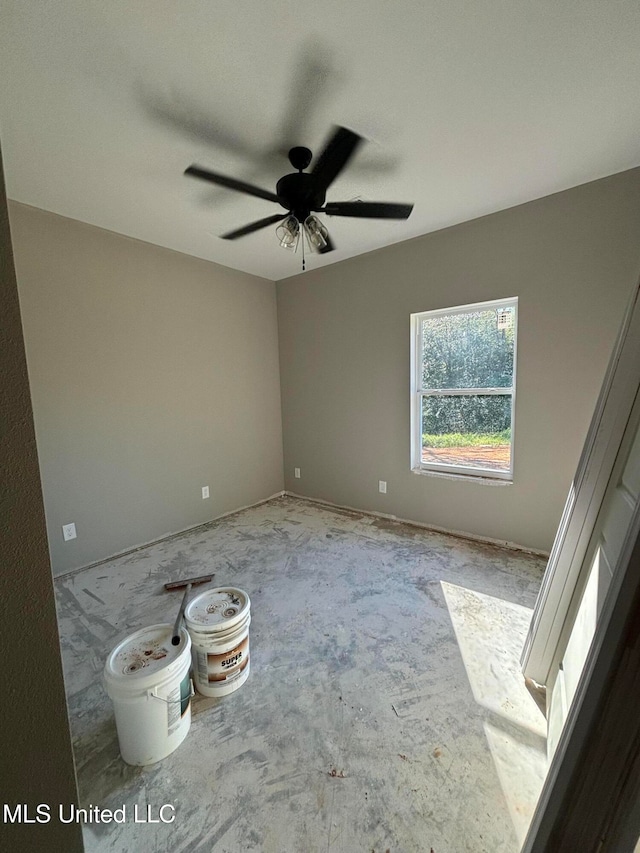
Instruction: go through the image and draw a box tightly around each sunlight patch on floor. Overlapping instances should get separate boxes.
[442,581,548,845]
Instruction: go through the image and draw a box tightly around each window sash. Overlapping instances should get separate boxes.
[419,387,513,397]
[417,391,514,479]
[411,297,518,481]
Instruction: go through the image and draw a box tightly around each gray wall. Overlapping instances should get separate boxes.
[10,203,284,574]
[277,168,640,554]
[1,154,83,849]
[10,168,640,569]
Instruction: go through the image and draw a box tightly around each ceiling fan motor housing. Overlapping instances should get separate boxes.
[276,172,326,221]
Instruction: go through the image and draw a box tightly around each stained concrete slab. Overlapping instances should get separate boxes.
[55,496,548,852]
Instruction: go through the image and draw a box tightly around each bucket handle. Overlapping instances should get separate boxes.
[148,678,195,704]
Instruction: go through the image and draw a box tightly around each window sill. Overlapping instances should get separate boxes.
[411,466,513,486]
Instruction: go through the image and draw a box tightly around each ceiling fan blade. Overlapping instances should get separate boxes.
[185,166,282,205]
[274,42,338,156]
[142,86,259,161]
[220,214,288,240]
[311,126,363,191]
[324,201,414,219]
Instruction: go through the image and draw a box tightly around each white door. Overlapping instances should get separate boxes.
[522,282,640,687]
[547,394,640,757]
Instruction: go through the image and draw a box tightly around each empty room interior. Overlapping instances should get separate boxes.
[3,3,640,852]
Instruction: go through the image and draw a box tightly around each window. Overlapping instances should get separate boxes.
[411,297,518,481]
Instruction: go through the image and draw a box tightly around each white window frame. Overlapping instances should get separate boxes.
[410,297,518,482]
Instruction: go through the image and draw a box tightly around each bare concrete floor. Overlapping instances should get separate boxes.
[55,496,548,853]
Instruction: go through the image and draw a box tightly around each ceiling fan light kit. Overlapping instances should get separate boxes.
[275,213,329,255]
[276,215,300,251]
[304,215,329,253]
[184,125,414,269]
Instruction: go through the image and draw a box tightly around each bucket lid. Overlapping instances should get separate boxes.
[185,587,250,632]
[104,623,190,684]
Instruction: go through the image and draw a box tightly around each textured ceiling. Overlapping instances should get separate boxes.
[1,1,639,280]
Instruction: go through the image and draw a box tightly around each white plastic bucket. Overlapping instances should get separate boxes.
[103,623,192,766]
[185,587,251,698]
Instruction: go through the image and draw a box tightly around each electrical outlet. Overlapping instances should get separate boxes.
[378,480,387,494]
[202,486,210,499]
[294,468,301,479]
[62,522,77,541]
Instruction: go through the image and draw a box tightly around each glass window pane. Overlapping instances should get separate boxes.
[421,394,512,472]
[421,308,515,389]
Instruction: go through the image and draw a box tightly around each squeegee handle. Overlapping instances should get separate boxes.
[171,583,192,645]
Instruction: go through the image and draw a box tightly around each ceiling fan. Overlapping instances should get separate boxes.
[184,126,413,263]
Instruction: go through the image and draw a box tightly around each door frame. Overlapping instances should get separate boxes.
[522,273,640,851]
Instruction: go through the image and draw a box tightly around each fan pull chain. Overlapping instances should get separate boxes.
[302,231,306,271]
